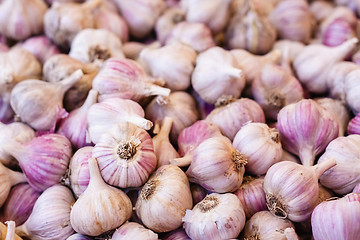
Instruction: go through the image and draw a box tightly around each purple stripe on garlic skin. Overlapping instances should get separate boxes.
[348,113,360,135]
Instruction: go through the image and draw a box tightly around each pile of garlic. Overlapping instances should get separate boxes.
[0,0,360,240]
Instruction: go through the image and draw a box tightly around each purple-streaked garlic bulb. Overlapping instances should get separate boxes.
[139,42,197,91]
[10,70,83,131]
[181,0,232,34]
[57,89,98,149]
[66,233,92,240]
[234,176,267,219]
[243,211,297,240]
[162,228,191,240]
[92,122,157,188]
[0,122,35,168]
[15,184,75,240]
[0,163,26,208]
[348,113,360,135]
[293,37,358,94]
[190,184,207,206]
[145,92,199,144]
[182,193,245,240]
[136,165,193,232]
[186,135,247,193]
[114,0,166,39]
[152,117,179,168]
[0,183,41,226]
[269,0,312,44]
[111,222,158,240]
[21,35,60,64]
[311,193,360,240]
[155,7,185,44]
[252,63,304,120]
[191,47,245,104]
[233,123,282,175]
[345,69,360,114]
[165,21,215,52]
[0,0,48,40]
[264,159,336,222]
[87,98,153,144]
[5,133,72,192]
[69,28,124,64]
[92,57,170,102]
[173,120,222,167]
[69,146,92,198]
[319,134,360,194]
[277,99,339,166]
[206,97,265,140]
[70,158,132,236]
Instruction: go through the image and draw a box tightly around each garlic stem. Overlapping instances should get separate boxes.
[3,141,23,164]
[224,67,243,79]
[147,76,166,86]
[8,169,26,186]
[313,158,336,179]
[87,158,106,189]
[144,83,171,98]
[299,147,315,166]
[15,224,29,238]
[5,221,15,240]
[284,228,299,240]
[265,49,282,63]
[80,89,98,110]
[157,117,173,138]
[170,154,192,167]
[58,69,84,93]
[332,37,358,58]
[129,116,153,130]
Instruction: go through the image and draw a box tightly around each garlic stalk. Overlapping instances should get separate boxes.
[4,221,16,240]
[111,222,158,240]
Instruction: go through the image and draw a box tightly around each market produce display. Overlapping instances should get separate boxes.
[0,0,360,239]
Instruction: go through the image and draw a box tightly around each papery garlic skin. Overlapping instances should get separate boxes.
[348,113,360,135]
[136,165,193,232]
[183,193,245,240]
[243,211,296,240]
[162,228,191,240]
[0,0,48,40]
[15,184,75,240]
[70,28,124,64]
[345,69,360,114]
[111,222,158,240]
[311,193,360,240]
[186,136,246,193]
[310,0,335,23]
[155,7,185,44]
[21,35,60,64]
[66,233,92,240]
[191,47,245,104]
[319,135,360,194]
[0,163,26,208]
[277,99,339,166]
[273,40,305,64]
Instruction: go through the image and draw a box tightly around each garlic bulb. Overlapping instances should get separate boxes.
[309,0,335,22]
[44,0,101,48]
[183,193,246,240]
[92,57,170,102]
[155,7,185,44]
[348,113,360,135]
[145,92,199,144]
[136,165,192,232]
[173,120,222,167]
[111,222,158,240]
[16,184,75,240]
[0,0,47,40]
[114,0,166,39]
[139,42,197,91]
[181,0,232,34]
[10,70,83,131]
[152,117,179,168]
[87,98,153,144]
[345,69,360,114]
[311,193,360,240]
[123,41,162,60]
[269,0,312,44]
[70,158,132,236]
[165,21,215,52]
[234,176,267,219]
[5,134,72,192]
[319,135,360,194]
[233,123,282,175]
[0,163,26,207]
[70,28,124,64]
[226,0,277,54]
[66,233,92,240]
[206,97,265,141]
[162,228,191,240]
[315,97,350,136]
[0,99,14,124]
[277,99,339,166]
[273,40,305,63]
[43,54,99,111]
[21,35,60,64]
[0,183,41,226]
[264,159,336,222]
[293,37,358,94]
[57,89,98,149]
[231,48,281,86]
[0,122,35,168]
[252,63,304,120]
[69,146,92,198]
[191,47,245,104]
[186,135,246,193]
[243,211,297,240]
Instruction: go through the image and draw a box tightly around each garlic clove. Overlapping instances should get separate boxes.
[70,158,132,236]
[155,7,186,44]
[111,222,158,240]
[348,113,360,135]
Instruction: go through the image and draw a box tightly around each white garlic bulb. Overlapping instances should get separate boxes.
[183,193,246,240]
[136,165,193,232]
[111,222,158,240]
[155,7,185,44]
